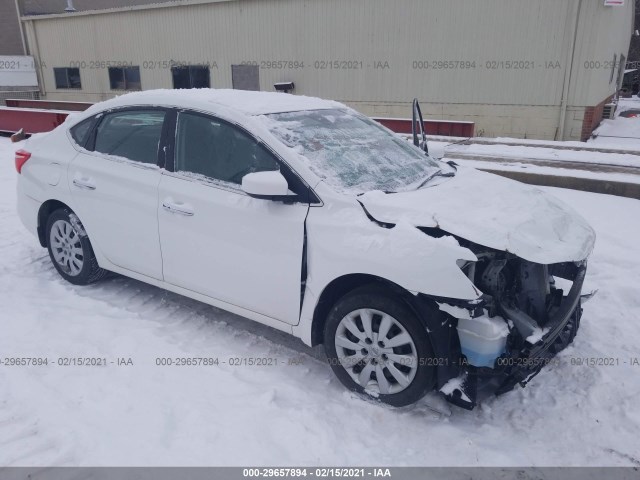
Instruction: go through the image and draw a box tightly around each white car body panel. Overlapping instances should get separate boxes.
[158,171,308,325]
[98,260,295,336]
[68,151,164,280]
[16,130,78,237]
[359,167,596,265]
[293,187,481,346]
[304,186,479,299]
[16,179,40,237]
[17,131,72,202]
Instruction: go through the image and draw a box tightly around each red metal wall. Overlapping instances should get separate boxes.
[373,118,475,137]
[5,99,93,112]
[0,108,69,134]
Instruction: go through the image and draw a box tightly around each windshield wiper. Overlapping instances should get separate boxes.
[416,160,458,190]
[416,170,455,190]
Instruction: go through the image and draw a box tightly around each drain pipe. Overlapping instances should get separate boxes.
[558,0,582,141]
[64,0,76,12]
[13,0,27,54]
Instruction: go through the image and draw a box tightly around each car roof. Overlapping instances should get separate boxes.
[81,89,343,117]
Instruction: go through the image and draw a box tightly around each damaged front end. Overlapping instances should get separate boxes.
[424,240,590,410]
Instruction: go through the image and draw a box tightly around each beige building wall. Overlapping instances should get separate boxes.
[22,0,634,140]
[1,0,26,55]
[564,0,634,140]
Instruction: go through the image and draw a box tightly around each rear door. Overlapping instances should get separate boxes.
[157,110,310,324]
[68,108,168,280]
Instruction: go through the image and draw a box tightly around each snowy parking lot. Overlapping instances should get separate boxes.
[1,136,639,467]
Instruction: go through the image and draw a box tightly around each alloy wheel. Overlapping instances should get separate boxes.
[49,219,84,276]
[334,308,418,395]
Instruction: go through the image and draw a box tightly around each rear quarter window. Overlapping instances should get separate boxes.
[69,118,94,148]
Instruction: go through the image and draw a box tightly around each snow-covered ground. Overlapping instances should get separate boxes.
[590,97,640,148]
[1,137,639,466]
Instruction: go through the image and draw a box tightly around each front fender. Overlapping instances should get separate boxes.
[294,202,481,345]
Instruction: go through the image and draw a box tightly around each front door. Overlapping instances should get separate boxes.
[158,111,309,324]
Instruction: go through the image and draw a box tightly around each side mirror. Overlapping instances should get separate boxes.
[242,170,292,201]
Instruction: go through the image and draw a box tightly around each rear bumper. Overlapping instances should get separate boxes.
[17,180,41,238]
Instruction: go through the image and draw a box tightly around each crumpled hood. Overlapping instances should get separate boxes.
[359,166,595,264]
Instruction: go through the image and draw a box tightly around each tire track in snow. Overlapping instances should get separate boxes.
[0,396,76,466]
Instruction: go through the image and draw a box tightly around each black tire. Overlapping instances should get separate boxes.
[324,285,436,407]
[45,208,107,285]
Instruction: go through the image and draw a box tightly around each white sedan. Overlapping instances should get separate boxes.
[16,89,595,408]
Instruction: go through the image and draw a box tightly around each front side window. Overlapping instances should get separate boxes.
[175,112,279,185]
[172,65,210,89]
[54,67,81,89]
[108,67,142,90]
[94,110,165,164]
[263,108,440,194]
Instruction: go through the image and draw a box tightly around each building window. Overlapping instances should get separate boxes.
[171,65,210,89]
[108,66,142,90]
[231,64,260,91]
[54,67,81,89]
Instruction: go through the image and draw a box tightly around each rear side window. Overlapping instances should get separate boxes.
[175,112,279,185]
[70,118,93,148]
[94,110,165,165]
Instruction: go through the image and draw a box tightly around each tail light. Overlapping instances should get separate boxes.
[15,149,31,174]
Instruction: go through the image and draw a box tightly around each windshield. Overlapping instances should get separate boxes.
[262,109,441,194]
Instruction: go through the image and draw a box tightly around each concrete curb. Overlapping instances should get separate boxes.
[444,152,640,175]
[480,169,640,200]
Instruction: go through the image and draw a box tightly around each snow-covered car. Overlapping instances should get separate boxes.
[16,89,595,409]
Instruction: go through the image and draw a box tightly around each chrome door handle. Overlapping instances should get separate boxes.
[73,178,96,190]
[162,201,194,216]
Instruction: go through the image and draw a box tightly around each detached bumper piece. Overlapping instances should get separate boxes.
[446,263,587,410]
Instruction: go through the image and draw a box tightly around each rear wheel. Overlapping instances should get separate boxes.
[324,286,436,407]
[46,208,107,285]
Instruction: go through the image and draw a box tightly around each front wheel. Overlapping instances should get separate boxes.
[324,286,436,407]
[46,208,107,285]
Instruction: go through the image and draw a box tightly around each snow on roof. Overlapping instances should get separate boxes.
[81,89,343,117]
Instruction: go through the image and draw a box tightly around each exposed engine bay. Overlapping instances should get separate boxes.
[430,237,589,409]
[464,250,571,338]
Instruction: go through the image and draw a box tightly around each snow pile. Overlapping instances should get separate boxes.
[76,89,342,119]
[440,375,471,403]
[590,97,640,148]
[525,327,550,345]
